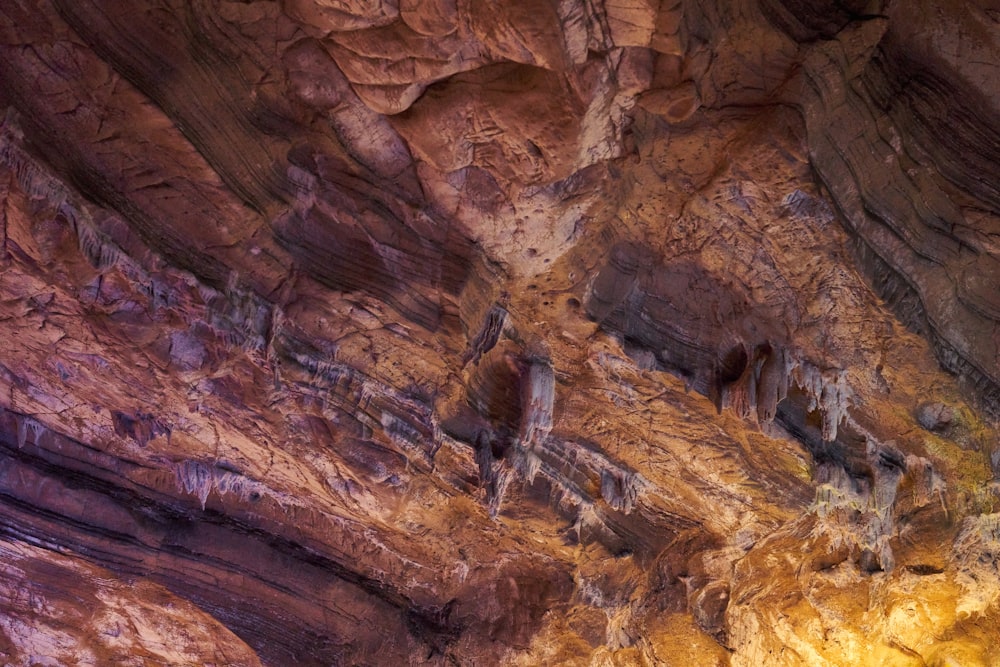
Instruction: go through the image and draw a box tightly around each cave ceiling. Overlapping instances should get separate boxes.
[1,0,1000,665]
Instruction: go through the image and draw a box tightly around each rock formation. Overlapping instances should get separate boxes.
[0,0,998,664]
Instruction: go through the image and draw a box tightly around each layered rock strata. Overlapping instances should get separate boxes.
[0,0,998,665]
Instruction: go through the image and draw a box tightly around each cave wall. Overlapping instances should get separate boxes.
[0,0,999,665]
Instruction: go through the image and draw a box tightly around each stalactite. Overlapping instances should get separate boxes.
[519,357,555,451]
[790,361,852,442]
[176,460,213,510]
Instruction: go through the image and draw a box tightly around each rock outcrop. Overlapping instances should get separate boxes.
[0,0,998,664]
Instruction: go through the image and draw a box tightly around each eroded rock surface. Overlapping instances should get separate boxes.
[0,0,998,665]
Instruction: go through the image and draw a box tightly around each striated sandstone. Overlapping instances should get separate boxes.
[0,0,998,665]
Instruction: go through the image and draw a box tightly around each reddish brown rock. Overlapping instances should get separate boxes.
[0,0,998,665]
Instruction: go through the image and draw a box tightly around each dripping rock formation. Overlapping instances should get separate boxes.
[1,0,999,664]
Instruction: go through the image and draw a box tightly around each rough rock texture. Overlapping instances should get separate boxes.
[0,0,998,665]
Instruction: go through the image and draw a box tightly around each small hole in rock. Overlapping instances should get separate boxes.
[718,344,748,384]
